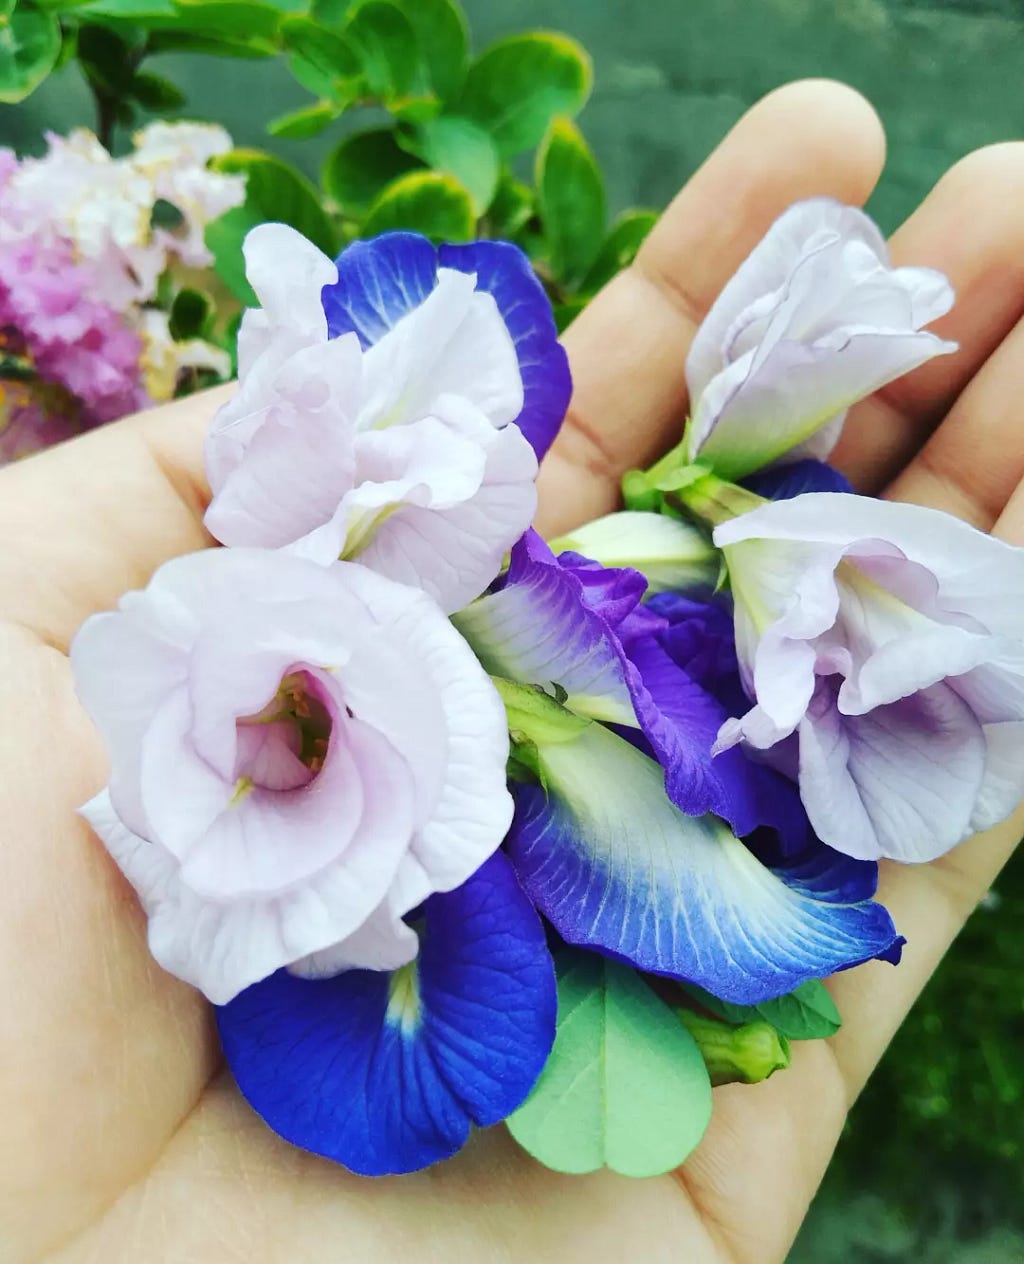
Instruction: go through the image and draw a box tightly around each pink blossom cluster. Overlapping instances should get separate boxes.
[0,124,244,462]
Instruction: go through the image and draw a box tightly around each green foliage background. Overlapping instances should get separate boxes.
[4,1,1024,1258]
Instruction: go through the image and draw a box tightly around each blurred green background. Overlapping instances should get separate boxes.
[6,1,1024,1259]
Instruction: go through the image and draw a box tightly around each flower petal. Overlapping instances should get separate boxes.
[506,722,901,1004]
[452,533,638,725]
[797,678,987,861]
[321,231,439,347]
[744,458,853,501]
[439,240,571,458]
[215,851,557,1175]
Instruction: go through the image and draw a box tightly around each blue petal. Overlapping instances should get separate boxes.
[506,721,902,1005]
[627,634,809,842]
[439,241,571,459]
[744,458,854,501]
[321,232,439,347]
[216,852,556,1176]
[453,532,640,725]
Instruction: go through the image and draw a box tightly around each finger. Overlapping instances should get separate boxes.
[884,314,1024,528]
[0,384,228,650]
[536,78,887,535]
[833,143,1024,493]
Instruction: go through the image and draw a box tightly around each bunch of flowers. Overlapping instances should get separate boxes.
[0,122,243,461]
[71,199,1024,1178]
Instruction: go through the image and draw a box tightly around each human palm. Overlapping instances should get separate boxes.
[4,80,1024,1264]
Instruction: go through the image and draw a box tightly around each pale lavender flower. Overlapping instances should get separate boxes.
[714,493,1024,863]
[71,548,513,1004]
[685,199,957,480]
[204,224,542,613]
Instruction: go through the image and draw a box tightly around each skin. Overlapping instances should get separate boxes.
[2,77,1024,1264]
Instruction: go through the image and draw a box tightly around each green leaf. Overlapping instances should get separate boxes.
[280,14,359,80]
[389,0,466,101]
[683,979,843,1041]
[552,296,586,333]
[75,20,135,94]
[360,169,473,241]
[267,101,338,140]
[507,953,713,1176]
[322,128,420,216]
[206,149,336,304]
[168,288,211,341]
[129,70,186,109]
[486,677,591,747]
[344,1,419,101]
[581,208,658,293]
[74,0,178,18]
[412,115,498,215]
[458,32,592,158]
[537,116,605,288]
[487,172,535,239]
[310,0,352,20]
[171,0,282,41]
[147,29,275,58]
[0,1,61,103]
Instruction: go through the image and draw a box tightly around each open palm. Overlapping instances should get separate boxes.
[4,79,1024,1264]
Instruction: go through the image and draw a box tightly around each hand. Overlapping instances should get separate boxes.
[3,79,1023,1264]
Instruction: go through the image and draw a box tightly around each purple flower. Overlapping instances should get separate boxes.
[714,493,1024,862]
[71,548,513,1004]
[684,199,957,481]
[205,224,568,613]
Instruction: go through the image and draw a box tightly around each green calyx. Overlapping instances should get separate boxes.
[676,1008,791,1086]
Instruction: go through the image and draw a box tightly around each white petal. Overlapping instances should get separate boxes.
[971,721,1024,834]
[715,493,1024,640]
[798,681,986,862]
[242,222,337,341]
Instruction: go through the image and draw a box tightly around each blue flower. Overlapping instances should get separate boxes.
[457,532,903,1004]
[216,851,556,1176]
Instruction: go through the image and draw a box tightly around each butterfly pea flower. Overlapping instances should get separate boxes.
[457,535,902,1003]
[497,680,902,1005]
[712,492,1024,863]
[218,850,556,1176]
[71,548,514,1005]
[684,198,957,481]
[204,224,570,614]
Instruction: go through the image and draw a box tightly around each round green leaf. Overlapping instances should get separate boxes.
[458,32,592,158]
[280,14,359,81]
[360,169,474,242]
[0,1,61,104]
[206,149,336,303]
[322,128,421,216]
[344,1,419,101]
[581,208,658,293]
[267,101,338,140]
[129,70,186,110]
[413,114,498,215]
[389,0,466,101]
[168,288,211,341]
[537,115,606,289]
[683,978,843,1042]
[507,954,713,1177]
[487,172,535,239]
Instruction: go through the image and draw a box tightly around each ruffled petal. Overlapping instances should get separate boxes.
[216,851,556,1175]
[797,678,987,862]
[439,240,571,458]
[506,722,901,1004]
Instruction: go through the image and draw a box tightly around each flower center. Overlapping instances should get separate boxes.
[234,670,334,792]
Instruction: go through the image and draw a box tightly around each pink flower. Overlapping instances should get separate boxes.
[71,548,513,1004]
[0,235,148,425]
